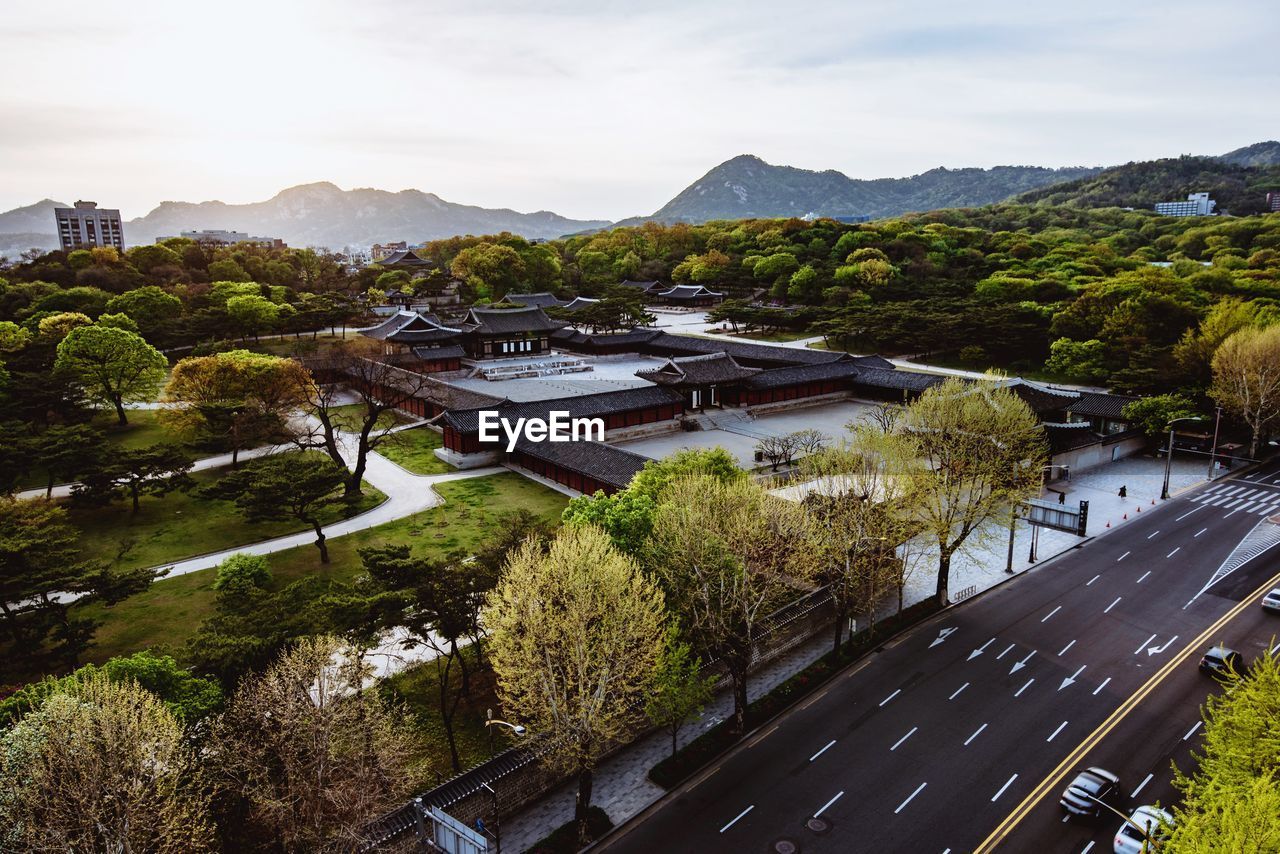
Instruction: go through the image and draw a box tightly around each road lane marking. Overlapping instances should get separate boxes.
[894,782,926,814]
[719,805,753,833]
[1118,552,1130,561]
[1010,651,1035,674]
[1058,640,1076,656]
[1046,721,1067,742]
[1093,677,1111,695]
[967,638,995,661]
[1041,605,1062,623]
[1081,842,1095,854]
[809,739,835,762]
[992,774,1018,802]
[1086,574,1100,586]
[949,682,969,701]
[814,791,843,818]
[1167,547,1180,558]
[1059,665,1086,691]
[1194,528,1208,537]
[1137,571,1151,583]
[1131,773,1153,798]
[1271,640,1280,656]
[1147,635,1178,656]
[879,689,900,707]
[1184,721,1203,741]
[1147,531,1160,539]
[1104,596,1122,614]
[973,568,1280,854]
[1014,678,1035,697]
[964,723,987,746]
[996,643,1016,660]
[890,726,918,751]
[1175,506,1202,521]
[1134,633,1157,655]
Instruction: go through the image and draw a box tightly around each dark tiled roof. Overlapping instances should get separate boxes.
[443,386,682,434]
[359,311,446,341]
[506,292,566,308]
[1003,380,1080,415]
[744,361,862,390]
[640,332,850,367]
[378,249,433,267]
[657,284,723,300]
[1065,392,1139,420]
[851,366,947,393]
[463,306,566,335]
[637,353,762,386]
[562,297,600,311]
[387,325,462,344]
[1043,422,1103,454]
[512,437,650,489]
[410,344,466,361]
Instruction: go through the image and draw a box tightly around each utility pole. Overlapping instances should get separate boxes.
[1161,425,1175,500]
[1208,406,1223,481]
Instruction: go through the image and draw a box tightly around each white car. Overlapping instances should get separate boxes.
[1262,587,1280,613]
[1113,805,1173,854]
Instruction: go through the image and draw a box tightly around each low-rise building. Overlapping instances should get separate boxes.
[157,229,285,248]
[371,241,408,262]
[1154,192,1216,217]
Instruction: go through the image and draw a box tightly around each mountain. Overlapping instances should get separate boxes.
[0,184,609,256]
[616,155,1103,225]
[1013,155,1280,214]
[124,183,610,248]
[1218,140,1280,168]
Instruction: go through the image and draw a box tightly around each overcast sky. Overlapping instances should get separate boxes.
[1,0,1276,221]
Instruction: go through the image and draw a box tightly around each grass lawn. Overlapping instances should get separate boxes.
[722,328,814,342]
[68,467,386,574]
[17,410,187,492]
[75,473,568,666]
[377,426,452,475]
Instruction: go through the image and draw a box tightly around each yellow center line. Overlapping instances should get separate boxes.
[975,567,1280,853]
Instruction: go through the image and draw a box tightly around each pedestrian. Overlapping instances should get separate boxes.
[1118,485,1127,498]
[1058,491,1066,505]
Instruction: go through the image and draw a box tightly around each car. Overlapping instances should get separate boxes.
[1262,587,1280,613]
[1199,644,1243,679]
[1060,766,1122,819]
[1114,805,1174,854]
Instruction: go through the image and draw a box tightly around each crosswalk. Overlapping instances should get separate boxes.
[1189,482,1280,517]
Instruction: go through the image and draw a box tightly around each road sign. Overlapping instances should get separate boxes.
[1021,498,1088,537]
[424,805,489,854]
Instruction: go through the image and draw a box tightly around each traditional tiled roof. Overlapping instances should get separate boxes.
[505,292,566,308]
[562,297,601,311]
[1043,422,1103,454]
[410,344,466,361]
[551,328,663,348]
[639,332,850,367]
[442,386,682,435]
[359,311,448,341]
[387,325,463,345]
[1065,391,1138,421]
[636,353,762,387]
[378,249,433,267]
[851,366,947,393]
[657,284,723,300]
[462,306,567,335]
[1000,379,1080,415]
[744,361,862,390]
[511,436,651,489]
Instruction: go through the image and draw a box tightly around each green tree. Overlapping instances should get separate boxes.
[225,293,280,340]
[1122,393,1200,442]
[486,524,667,845]
[37,310,92,341]
[54,324,167,425]
[34,422,105,497]
[1210,324,1280,458]
[207,259,250,281]
[126,243,183,273]
[106,285,184,331]
[646,628,715,759]
[212,552,273,595]
[73,443,194,514]
[1044,337,1111,382]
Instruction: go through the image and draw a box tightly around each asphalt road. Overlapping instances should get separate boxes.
[599,461,1280,854]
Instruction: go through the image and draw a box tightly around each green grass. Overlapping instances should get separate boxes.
[68,467,385,574]
[16,410,188,492]
[722,328,814,342]
[377,427,452,474]
[74,473,568,666]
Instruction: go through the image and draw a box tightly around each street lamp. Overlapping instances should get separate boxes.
[484,708,526,758]
[1162,417,1208,501]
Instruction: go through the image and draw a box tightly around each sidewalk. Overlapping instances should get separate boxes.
[498,455,1211,851]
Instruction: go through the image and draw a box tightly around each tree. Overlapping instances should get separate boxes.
[0,320,32,352]
[0,498,158,670]
[0,674,214,853]
[212,552,273,595]
[36,310,92,341]
[1044,337,1110,382]
[1122,393,1200,442]
[33,423,105,498]
[486,524,667,845]
[225,293,280,341]
[106,285,183,330]
[646,628,714,759]
[1210,325,1280,459]
[73,443,194,514]
[54,324,167,424]
[647,475,819,736]
[163,350,311,465]
[206,636,418,852]
[898,377,1046,604]
[204,452,347,562]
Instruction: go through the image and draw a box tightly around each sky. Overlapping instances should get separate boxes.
[1,0,1277,221]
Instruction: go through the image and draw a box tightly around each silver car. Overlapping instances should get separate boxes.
[1262,587,1280,613]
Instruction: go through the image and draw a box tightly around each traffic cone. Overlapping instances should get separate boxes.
[1136,505,1141,513]
[1151,499,1155,506]
[1123,513,1128,520]
[1106,520,1111,528]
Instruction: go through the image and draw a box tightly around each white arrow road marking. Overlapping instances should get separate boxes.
[929,627,958,648]
[1147,635,1179,656]
[967,638,995,661]
[1010,651,1035,674]
[720,805,754,833]
[1059,665,1086,691]
[1134,633,1157,655]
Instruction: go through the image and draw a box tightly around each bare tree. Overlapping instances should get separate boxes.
[898,377,1046,604]
[0,674,214,853]
[1211,325,1280,459]
[791,428,829,458]
[206,636,419,852]
[755,435,789,471]
[648,475,820,735]
[295,338,438,495]
[486,525,667,845]
[866,401,902,434]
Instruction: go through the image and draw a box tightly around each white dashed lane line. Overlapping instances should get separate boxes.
[719,805,754,833]
[893,782,927,815]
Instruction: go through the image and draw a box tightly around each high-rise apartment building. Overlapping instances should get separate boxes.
[54,200,125,251]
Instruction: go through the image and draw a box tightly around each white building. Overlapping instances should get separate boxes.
[54,201,124,251]
[1154,192,1216,217]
